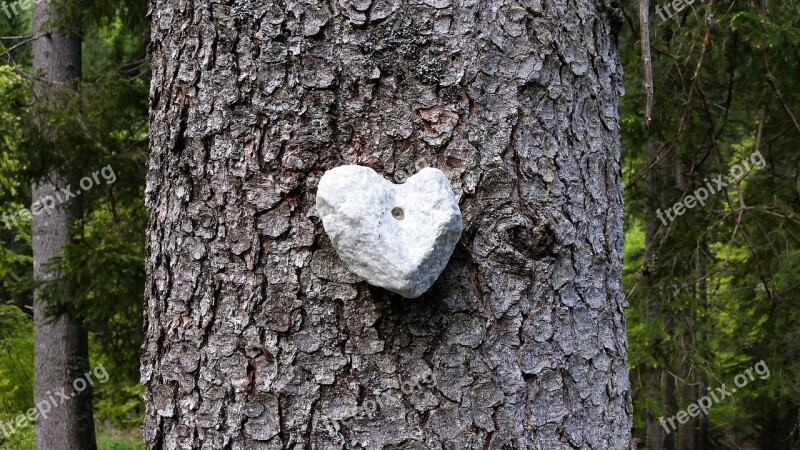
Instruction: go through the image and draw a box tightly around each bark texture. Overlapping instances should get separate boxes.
[32,1,96,448]
[143,0,632,448]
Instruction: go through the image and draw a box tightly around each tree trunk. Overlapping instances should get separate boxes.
[677,258,707,450]
[31,1,96,449]
[143,1,632,448]
[643,140,675,450]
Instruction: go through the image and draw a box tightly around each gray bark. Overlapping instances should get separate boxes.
[143,0,632,448]
[31,1,96,449]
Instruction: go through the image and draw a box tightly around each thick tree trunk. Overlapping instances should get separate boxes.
[31,2,96,449]
[143,1,632,448]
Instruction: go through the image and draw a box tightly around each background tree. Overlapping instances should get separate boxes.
[0,0,149,446]
[142,0,632,448]
[30,0,97,446]
[621,0,800,448]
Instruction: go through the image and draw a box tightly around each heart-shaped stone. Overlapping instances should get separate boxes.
[316,165,463,298]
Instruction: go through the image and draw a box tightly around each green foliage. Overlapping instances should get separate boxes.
[0,66,32,310]
[96,427,145,450]
[22,75,149,194]
[42,204,147,358]
[0,419,143,450]
[90,332,144,429]
[621,0,800,447]
[0,305,33,414]
[0,310,142,445]
[0,0,150,442]
[0,412,35,450]
[0,0,32,67]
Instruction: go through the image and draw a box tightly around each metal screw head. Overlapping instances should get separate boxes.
[391,207,404,220]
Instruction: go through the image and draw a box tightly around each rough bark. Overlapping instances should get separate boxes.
[31,1,96,449]
[143,0,632,448]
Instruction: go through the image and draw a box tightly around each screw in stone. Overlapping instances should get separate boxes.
[391,207,405,220]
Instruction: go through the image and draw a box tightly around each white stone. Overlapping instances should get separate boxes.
[316,165,463,298]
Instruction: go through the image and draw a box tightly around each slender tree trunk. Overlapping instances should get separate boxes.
[143,1,632,448]
[644,140,666,450]
[677,381,705,450]
[643,140,675,450]
[31,1,96,449]
[663,372,677,449]
[678,256,707,450]
[670,161,707,450]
